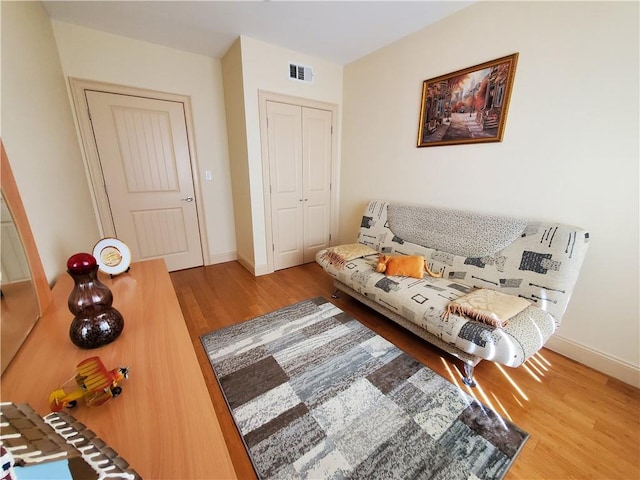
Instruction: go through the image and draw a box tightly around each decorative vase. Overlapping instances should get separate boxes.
[67,253,124,349]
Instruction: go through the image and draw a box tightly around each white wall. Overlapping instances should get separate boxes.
[1,2,99,282]
[236,36,343,274]
[341,1,639,384]
[51,20,237,264]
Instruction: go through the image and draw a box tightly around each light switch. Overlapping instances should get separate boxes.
[205,170,212,181]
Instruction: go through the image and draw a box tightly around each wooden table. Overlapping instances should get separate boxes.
[1,259,237,479]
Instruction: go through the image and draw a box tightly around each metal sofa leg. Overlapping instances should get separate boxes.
[462,362,477,387]
[331,288,340,299]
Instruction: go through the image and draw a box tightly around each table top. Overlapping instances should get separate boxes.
[1,259,237,479]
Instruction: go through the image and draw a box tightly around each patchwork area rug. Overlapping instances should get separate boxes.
[201,298,528,480]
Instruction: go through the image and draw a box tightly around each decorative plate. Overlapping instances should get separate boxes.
[92,238,132,275]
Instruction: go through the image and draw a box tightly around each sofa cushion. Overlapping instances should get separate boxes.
[387,203,528,258]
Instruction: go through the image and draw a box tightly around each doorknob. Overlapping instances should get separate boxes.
[182,196,194,202]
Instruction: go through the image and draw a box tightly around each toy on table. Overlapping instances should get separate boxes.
[48,356,129,412]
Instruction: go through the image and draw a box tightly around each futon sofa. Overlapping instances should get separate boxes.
[316,200,589,386]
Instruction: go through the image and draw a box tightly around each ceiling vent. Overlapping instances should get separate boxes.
[289,63,313,83]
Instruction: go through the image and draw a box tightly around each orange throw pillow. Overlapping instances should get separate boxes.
[376,254,425,279]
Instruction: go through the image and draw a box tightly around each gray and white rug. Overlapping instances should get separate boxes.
[201,297,528,480]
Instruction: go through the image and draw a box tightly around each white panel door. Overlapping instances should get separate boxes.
[86,91,203,271]
[266,101,332,270]
[267,101,304,270]
[302,107,332,262]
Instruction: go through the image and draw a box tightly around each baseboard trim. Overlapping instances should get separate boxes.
[545,335,639,388]
[235,253,255,275]
[253,263,270,276]
[208,251,237,265]
[235,252,271,277]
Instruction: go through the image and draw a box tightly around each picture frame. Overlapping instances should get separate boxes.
[417,53,518,147]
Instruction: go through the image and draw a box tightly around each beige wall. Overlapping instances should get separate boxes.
[222,39,254,267]
[1,2,99,283]
[342,1,639,383]
[50,20,237,264]
[233,36,343,274]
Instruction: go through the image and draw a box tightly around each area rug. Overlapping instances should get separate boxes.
[201,297,528,480]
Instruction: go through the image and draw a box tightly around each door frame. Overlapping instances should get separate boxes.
[68,78,210,265]
[258,90,340,274]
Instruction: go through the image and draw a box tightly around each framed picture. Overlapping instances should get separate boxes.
[417,53,518,147]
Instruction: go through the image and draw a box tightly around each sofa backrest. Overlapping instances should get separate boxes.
[356,200,589,325]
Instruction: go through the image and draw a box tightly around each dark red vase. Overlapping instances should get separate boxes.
[67,253,124,349]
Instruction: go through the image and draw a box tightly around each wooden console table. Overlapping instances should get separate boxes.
[1,259,237,479]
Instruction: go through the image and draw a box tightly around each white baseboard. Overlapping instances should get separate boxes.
[208,251,237,265]
[254,263,271,276]
[545,335,640,388]
[235,253,254,274]
[235,252,271,277]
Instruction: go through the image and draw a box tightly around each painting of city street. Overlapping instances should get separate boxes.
[417,53,518,147]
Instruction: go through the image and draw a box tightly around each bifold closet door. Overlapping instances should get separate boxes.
[301,106,332,263]
[267,101,332,271]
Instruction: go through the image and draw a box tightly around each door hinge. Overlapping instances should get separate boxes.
[329,233,332,241]
[272,243,275,252]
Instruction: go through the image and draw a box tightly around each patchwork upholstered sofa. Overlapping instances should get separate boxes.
[316,200,589,386]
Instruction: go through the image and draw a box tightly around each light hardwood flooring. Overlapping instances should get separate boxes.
[171,261,640,480]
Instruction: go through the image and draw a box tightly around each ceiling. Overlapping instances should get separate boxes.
[42,1,474,65]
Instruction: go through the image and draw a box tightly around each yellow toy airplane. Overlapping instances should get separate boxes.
[49,356,129,412]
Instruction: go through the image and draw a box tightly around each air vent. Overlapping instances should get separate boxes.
[289,62,313,83]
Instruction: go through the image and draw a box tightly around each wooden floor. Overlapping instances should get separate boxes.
[171,261,640,480]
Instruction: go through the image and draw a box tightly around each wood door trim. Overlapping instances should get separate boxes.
[258,90,340,274]
[68,78,210,265]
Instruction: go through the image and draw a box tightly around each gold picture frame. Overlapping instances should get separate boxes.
[417,53,518,147]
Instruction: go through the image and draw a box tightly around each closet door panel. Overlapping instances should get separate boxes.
[302,107,332,263]
[267,101,304,270]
